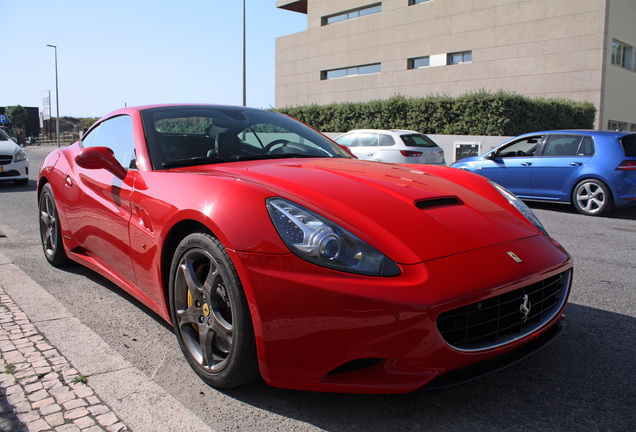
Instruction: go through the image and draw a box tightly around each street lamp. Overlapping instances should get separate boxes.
[243,0,246,106]
[46,44,60,147]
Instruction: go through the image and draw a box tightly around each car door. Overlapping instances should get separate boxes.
[63,115,138,284]
[531,134,593,199]
[478,136,543,197]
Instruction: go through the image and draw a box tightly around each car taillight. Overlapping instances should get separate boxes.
[616,160,636,171]
[400,150,423,157]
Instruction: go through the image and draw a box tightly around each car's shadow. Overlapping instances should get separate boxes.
[220,303,635,431]
[527,200,636,220]
[0,179,37,193]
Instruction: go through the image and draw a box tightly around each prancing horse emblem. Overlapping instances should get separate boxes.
[520,294,531,322]
[507,251,523,263]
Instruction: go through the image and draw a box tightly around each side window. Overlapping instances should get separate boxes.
[497,136,542,158]
[356,133,379,147]
[84,116,136,169]
[335,134,357,147]
[543,135,582,157]
[578,136,595,156]
[379,134,395,146]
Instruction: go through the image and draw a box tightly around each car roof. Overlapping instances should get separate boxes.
[344,129,421,135]
[519,130,635,138]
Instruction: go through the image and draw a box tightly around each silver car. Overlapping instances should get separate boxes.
[0,129,29,186]
[335,129,445,165]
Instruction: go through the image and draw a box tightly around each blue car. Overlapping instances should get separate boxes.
[451,130,636,216]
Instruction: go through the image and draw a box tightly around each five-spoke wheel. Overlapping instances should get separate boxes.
[572,179,613,216]
[169,233,258,388]
[38,183,68,266]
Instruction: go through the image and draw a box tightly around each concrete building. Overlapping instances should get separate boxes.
[275,0,636,130]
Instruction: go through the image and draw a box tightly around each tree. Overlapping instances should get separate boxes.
[7,105,28,143]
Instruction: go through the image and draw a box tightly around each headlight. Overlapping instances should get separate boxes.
[267,198,400,276]
[14,150,27,162]
[490,182,549,237]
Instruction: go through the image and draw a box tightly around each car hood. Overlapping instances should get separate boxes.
[184,158,539,264]
[0,141,19,155]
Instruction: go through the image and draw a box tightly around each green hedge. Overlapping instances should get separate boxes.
[274,90,596,136]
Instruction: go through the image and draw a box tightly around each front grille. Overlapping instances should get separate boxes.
[0,155,13,166]
[437,270,571,351]
[0,170,20,178]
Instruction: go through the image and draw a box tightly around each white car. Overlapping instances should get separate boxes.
[335,129,445,165]
[0,129,29,186]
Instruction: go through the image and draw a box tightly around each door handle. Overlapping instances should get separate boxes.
[570,162,583,167]
[520,162,532,166]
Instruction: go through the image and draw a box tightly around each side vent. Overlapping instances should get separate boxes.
[415,196,463,210]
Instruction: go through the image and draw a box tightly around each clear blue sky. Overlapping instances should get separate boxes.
[1,0,306,117]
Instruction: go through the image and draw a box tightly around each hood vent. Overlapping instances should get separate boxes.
[415,196,463,210]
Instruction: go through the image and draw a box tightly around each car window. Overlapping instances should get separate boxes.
[496,136,542,158]
[335,134,357,147]
[0,129,11,141]
[543,135,584,157]
[400,134,438,148]
[620,134,636,157]
[141,107,350,169]
[578,136,595,156]
[82,115,136,169]
[355,133,378,147]
[379,134,395,146]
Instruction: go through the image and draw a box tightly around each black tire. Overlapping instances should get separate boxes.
[168,232,258,388]
[38,183,69,266]
[572,179,613,216]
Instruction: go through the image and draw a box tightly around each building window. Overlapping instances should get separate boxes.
[612,40,633,70]
[408,56,430,69]
[448,51,472,65]
[321,63,381,80]
[608,120,630,131]
[322,3,382,26]
[410,0,433,5]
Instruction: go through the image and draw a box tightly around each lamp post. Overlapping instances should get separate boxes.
[46,44,60,147]
[243,0,246,107]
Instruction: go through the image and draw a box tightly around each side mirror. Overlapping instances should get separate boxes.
[75,146,127,180]
[485,152,497,160]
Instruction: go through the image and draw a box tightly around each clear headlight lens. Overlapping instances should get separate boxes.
[490,181,549,237]
[14,150,27,162]
[267,198,400,276]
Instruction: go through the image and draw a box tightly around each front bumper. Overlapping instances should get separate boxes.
[231,234,572,393]
[0,158,29,182]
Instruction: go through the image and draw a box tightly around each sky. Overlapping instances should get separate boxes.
[1,0,306,118]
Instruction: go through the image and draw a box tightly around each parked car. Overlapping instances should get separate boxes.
[0,128,29,186]
[38,105,572,393]
[335,129,445,165]
[451,130,636,216]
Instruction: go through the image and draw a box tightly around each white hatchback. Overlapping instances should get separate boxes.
[335,129,446,165]
[0,129,29,186]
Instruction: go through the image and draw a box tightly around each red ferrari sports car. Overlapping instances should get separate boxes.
[38,105,572,393]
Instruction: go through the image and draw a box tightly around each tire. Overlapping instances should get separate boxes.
[572,179,613,216]
[38,183,69,266]
[168,232,258,388]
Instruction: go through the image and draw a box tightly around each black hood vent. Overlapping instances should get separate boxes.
[415,196,463,210]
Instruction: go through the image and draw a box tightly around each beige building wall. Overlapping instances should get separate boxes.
[276,0,636,130]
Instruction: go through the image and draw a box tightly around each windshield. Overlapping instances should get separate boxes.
[0,129,11,141]
[141,106,350,170]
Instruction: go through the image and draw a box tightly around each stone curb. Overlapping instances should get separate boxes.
[0,251,214,432]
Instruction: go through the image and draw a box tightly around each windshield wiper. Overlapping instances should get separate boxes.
[162,156,227,169]
[232,153,328,162]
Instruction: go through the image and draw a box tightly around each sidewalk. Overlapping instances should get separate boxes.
[0,251,214,432]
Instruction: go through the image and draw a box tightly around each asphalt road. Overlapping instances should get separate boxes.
[0,145,634,431]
